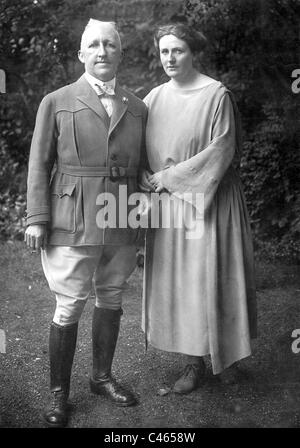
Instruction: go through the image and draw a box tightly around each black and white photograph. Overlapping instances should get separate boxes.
[0,0,299,434]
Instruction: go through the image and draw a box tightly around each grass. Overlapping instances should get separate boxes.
[0,241,300,428]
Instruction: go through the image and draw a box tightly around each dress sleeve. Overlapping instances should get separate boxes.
[143,91,151,107]
[158,92,239,212]
[143,85,160,108]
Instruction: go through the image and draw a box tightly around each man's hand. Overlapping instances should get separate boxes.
[24,224,48,252]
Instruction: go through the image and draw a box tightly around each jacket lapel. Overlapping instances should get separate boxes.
[109,84,128,135]
[75,75,110,129]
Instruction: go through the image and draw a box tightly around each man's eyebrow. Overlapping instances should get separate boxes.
[87,38,99,45]
[103,38,117,44]
[87,38,117,45]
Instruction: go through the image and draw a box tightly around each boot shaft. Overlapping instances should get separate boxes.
[92,307,122,380]
[49,321,78,393]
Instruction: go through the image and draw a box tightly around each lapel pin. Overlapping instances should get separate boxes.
[122,96,128,104]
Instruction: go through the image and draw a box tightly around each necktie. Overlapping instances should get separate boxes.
[95,83,115,96]
[95,83,114,117]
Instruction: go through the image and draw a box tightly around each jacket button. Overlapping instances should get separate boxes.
[110,154,117,161]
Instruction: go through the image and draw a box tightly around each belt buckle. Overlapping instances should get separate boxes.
[110,166,120,181]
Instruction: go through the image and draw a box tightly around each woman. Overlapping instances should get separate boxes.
[140,23,257,394]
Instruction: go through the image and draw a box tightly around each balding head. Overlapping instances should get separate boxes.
[78,18,123,81]
[80,19,122,52]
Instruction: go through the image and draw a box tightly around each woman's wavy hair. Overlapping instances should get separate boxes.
[153,23,207,55]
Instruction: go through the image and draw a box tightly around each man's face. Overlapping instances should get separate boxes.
[78,23,122,81]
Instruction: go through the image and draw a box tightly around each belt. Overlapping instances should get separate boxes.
[57,164,138,179]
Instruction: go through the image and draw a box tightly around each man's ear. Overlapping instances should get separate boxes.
[78,50,84,63]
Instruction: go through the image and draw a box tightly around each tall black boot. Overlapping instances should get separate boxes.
[89,307,137,406]
[43,321,78,427]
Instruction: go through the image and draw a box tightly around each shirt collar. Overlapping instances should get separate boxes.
[84,72,116,94]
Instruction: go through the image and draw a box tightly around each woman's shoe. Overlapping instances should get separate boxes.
[173,360,206,394]
[217,363,241,385]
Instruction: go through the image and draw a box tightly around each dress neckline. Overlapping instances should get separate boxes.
[166,79,220,93]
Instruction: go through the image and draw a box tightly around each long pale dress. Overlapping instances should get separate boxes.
[142,80,257,375]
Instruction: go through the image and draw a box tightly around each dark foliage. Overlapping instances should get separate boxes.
[0,0,299,262]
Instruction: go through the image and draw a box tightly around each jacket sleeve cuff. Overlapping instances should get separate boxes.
[26,213,50,226]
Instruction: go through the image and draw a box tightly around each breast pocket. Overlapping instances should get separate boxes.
[51,184,76,233]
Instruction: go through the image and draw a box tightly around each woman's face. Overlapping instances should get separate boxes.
[158,34,194,81]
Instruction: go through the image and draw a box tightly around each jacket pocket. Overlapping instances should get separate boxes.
[51,184,76,233]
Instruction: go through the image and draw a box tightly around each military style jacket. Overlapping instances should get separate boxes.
[26,75,147,246]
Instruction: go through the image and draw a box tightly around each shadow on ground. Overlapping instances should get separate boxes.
[0,242,300,428]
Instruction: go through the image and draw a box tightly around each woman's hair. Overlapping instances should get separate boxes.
[153,23,207,55]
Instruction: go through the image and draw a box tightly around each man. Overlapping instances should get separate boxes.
[24,19,147,427]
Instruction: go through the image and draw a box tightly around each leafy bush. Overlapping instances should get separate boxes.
[0,0,299,262]
[180,0,300,262]
[240,100,300,263]
[0,136,27,240]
